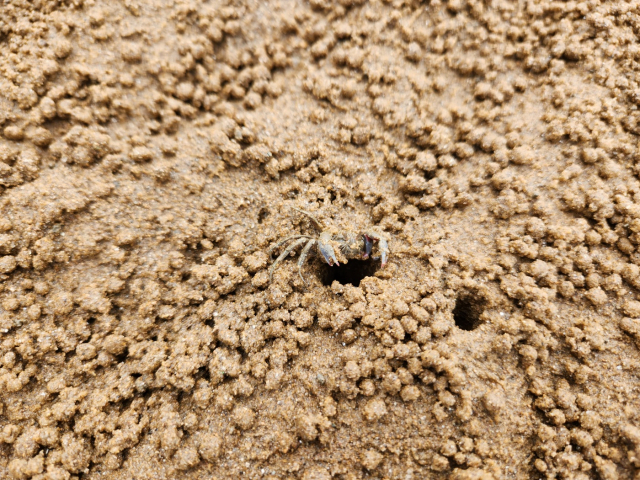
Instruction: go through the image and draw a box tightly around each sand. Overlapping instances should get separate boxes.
[1,0,640,478]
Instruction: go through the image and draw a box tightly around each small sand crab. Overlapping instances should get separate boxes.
[268,208,390,283]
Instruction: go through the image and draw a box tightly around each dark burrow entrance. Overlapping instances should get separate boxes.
[321,259,380,287]
[453,293,487,331]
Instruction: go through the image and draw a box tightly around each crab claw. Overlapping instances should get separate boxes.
[318,238,340,266]
[318,232,340,266]
[320,245,340,266]
[365,231,389,268]
[363,234,373,259]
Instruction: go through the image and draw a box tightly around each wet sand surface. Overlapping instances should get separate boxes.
[1,0,640,478]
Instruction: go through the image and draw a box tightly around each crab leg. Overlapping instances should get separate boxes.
[269,237,309,282]
[364,231,389,267]
[297,239,316,284]
[267,235,312,257]
[291,207,325,230]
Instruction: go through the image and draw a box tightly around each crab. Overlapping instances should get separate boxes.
[268,208,390,284]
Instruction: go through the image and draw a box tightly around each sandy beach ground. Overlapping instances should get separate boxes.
[1,0,640,478]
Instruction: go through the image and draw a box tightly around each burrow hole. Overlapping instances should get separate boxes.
[321,259,380,287]
[453,293,487,331]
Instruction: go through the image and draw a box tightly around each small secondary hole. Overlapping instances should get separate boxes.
[453,294,486,331]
